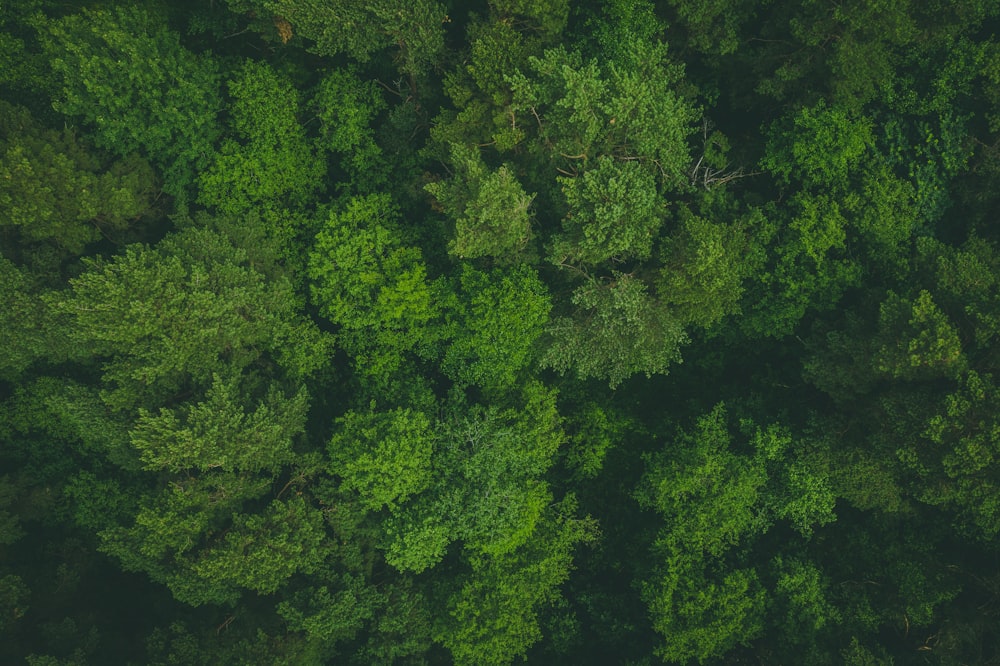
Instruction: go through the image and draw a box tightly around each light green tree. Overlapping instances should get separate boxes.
[381,383,567,570]
[442,264,551,392]
[130,373,308,475]
[198,60,324,220]
[308,194,440,377]
[311,67,387,186]
[657,208,759,329]
[436,498,596,666]
[763,101,874,191]
[874,290,965,380]
[511,40,697,186]
[329,407,434,511]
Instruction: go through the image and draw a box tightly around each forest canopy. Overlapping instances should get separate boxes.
[3,1,1000,664]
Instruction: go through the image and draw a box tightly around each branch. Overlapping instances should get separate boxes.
[554,258,596,283]
[529,105,544,132]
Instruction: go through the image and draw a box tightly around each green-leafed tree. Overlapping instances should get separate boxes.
[542,273,687,388]
[636,405,836,662]
[308,193,440,378]
[227,0,447,77]
[198,60,324,222]
[489,0,569,37]
[48,224,330,412]
[0,259,69,380]
[656,207,760,330]
[425,144,535,261]
[587,0,666,64]
[442,264,551,393]
[276,575,384,649]
[130,373,308,475]
[329,406,434,511]
[0,101,156,259]
[551,156,663,265]
[741,103,875,336]
[37,5,221,196]
[429,17,543,152]
[30,216,334,610]
[311,67,387,188]
[510,40,698,186]
[436,498,596,666]
[381,383,567,570]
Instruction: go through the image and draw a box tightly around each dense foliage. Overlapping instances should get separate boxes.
[3,1,1000,664]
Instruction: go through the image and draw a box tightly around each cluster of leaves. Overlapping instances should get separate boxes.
[4,1,1000,665]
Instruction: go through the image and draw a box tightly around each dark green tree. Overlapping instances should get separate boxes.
[542,273,687,388]
[37,5,221,196]
[0,101,156,258]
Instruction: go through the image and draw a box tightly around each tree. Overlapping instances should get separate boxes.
[442,264,551,393]
[899,370,1000,539]
[436,498,596,666]
[276,576,383,647]
[510,40,698,188]
[429,17,543,152]
[587,0,666,63]
[37,6,221,196]
[0,574,29,634]
[185,496,328,601]
[308,194,440,378]
[328,406,434,511]
[310,67,387,187]
[489,0,569,37]
[31,214,333,609]
[101,478,328,605]
[0,259,69,380]
[381,383,567,569]
[636,405,835,661]
[0,101,156,257]
[643,554,766,663]
[656,208,759,329]
[763,102,874,191]
[425,143,535,261]
[48,223,330,412]
[130,373,309,475]
[551,156,663,265]
[661,0,751,56]
[231,0,448,76]
[542,273,688,388]
[873,290,965,381]
[198,60,324,220]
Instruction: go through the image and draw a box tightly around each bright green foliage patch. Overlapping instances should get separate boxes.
[199,60,324,218]
[426,144,535,260]
[308,194,439,376]
[442,264,551,392]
